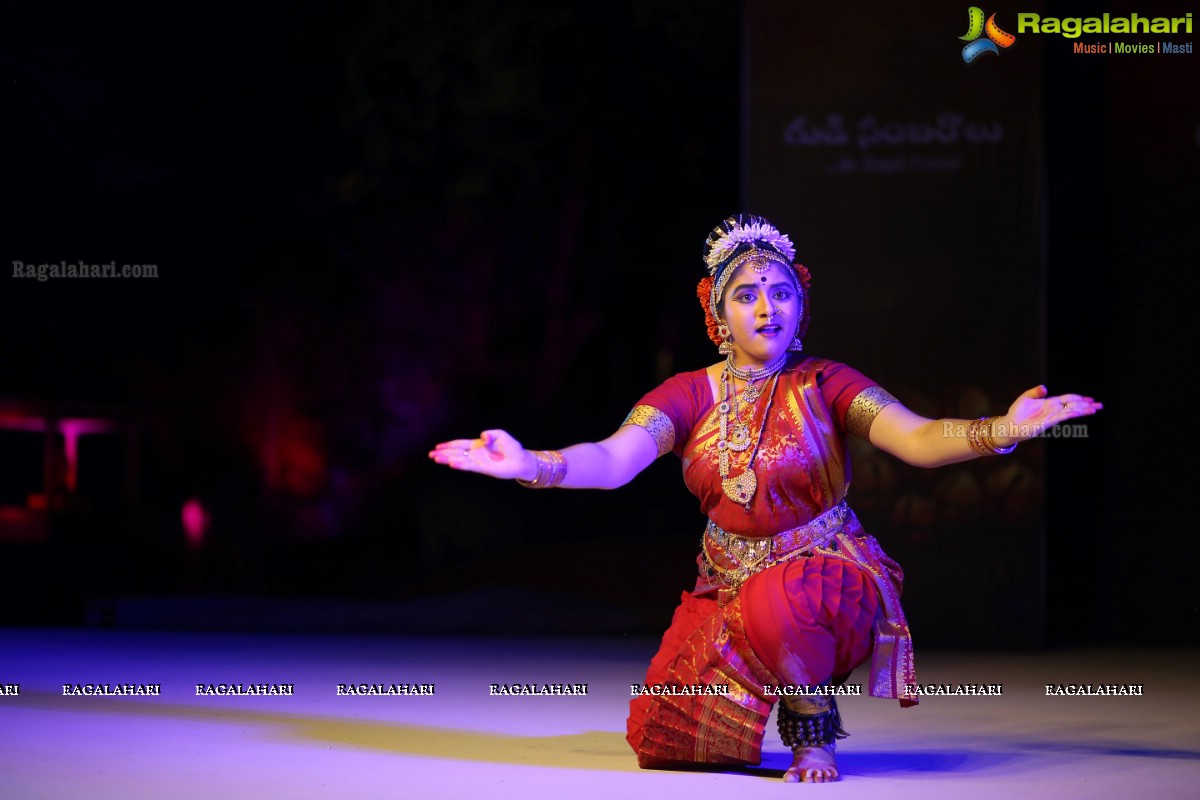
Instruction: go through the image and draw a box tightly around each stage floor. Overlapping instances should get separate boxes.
[1,628,1196,799]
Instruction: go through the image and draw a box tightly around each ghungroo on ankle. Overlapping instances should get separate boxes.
[777,696,848,751]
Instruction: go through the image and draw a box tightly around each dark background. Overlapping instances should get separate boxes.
[1,1,1194,647]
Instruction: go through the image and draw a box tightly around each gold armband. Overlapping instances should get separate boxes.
[622,405,676,458]
[846,386,898,439]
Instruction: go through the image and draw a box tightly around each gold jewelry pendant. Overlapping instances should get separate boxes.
[722,470,757,505]
[742,382,761,403]
[727,423,752,452]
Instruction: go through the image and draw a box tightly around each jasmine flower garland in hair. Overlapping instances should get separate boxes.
[705,220,797,270]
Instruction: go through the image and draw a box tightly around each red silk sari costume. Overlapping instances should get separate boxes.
[623,355,918,769]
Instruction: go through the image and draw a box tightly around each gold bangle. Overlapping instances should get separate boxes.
[982,417,1017,455]
[966,418,990,456]
[979,417,997,452]
[516,449,568,488]
[516,451,546,487]
[968,417,1017,457]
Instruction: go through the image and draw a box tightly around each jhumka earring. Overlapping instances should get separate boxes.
[718,324,733,355]
[788,334,804,353]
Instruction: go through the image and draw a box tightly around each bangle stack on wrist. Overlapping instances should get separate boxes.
[515,449,568,488]
[967,417,1017,456]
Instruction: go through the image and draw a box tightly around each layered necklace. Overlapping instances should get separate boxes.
[717,351,788,510]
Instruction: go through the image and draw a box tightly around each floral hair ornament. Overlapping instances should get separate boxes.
[704,219,796,269]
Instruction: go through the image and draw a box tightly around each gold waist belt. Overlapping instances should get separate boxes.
[702,500,849,591]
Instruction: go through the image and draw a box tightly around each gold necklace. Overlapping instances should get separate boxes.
[718,368,781,510]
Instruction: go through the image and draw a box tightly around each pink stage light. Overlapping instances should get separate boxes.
[181,498,210,548]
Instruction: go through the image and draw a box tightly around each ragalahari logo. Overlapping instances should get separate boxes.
[960,7,1017,63]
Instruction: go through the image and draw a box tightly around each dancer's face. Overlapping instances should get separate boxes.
[719,262,801,369]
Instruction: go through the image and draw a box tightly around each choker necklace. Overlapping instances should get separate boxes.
[725,351,790,383]
[725,351,789,404]
[717,366,782,510]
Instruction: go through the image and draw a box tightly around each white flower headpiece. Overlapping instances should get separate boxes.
[704,220,796,272]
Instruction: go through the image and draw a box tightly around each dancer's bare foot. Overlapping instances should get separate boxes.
[783,745,838,783]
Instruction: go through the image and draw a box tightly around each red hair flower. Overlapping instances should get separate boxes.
[696,276,723,346]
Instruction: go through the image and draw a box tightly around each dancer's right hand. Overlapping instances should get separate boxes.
[428,429,533,481]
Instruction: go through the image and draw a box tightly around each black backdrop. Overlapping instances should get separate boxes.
[1,1,1194,647]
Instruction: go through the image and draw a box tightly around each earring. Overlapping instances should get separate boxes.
[717,324,733,355]
[788,335,804,353]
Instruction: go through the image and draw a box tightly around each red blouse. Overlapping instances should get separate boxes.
[628,356,879,537]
